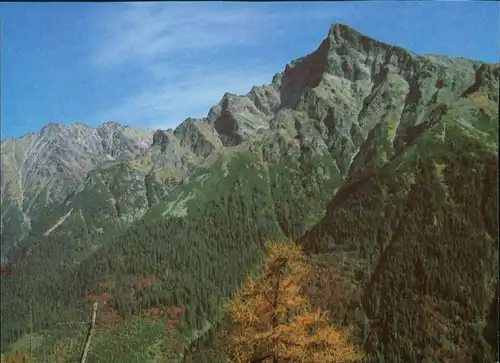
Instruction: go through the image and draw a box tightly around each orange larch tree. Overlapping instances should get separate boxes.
[224,240,364,363]
[0,351,31,363]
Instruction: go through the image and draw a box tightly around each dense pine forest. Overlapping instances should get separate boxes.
[1,20,499,363]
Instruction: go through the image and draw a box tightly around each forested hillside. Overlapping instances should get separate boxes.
[1,23,498,363]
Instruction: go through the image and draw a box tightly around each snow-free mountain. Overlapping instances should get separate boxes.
[1,24,498,362]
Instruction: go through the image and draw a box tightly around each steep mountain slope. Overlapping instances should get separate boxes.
[300,90,499,362]
[1,24,498,363]
[1,118,222,263]
[0,122,153,253]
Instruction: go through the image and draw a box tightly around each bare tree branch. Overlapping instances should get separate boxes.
[55,321,90,327]
[80,302,98,363]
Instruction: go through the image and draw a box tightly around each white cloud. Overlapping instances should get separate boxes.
[90,2,341,129]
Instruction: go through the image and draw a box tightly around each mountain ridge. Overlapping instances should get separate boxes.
[1,23,498,362]
[2,20,498,265]
[2,21,498,261]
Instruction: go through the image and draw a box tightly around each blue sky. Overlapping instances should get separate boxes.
[1,1,499,140]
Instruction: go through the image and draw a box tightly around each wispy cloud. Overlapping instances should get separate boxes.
[92,3,272,69]
[89,2,340,130]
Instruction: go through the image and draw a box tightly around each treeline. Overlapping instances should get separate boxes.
[2,148,334,354]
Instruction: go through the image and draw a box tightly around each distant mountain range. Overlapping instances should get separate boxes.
[1,23,498,362]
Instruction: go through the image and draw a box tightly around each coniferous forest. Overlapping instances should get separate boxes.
[1,16,499,363]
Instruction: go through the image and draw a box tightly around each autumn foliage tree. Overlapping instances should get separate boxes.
[224,240,364,362]
[0,351,31,363]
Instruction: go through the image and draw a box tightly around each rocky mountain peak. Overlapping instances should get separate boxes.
[1,21,498,362]
[2,23,498,262]
[326,23,419,78]
[327,23,403,53]
[1,121,154,244]
[97,121,125,134]
[39,122,63,136]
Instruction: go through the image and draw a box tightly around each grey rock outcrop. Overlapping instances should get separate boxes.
[2,22,498,261]
[1,122,153,249]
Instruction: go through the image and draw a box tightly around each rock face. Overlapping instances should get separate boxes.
[1,23,498,362]
[3,22,498,254]
[174,118,223,158]
[2,22,497,259]
[1,121,153,250]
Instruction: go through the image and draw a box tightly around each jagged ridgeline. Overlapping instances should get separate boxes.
[1,24,498,362]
